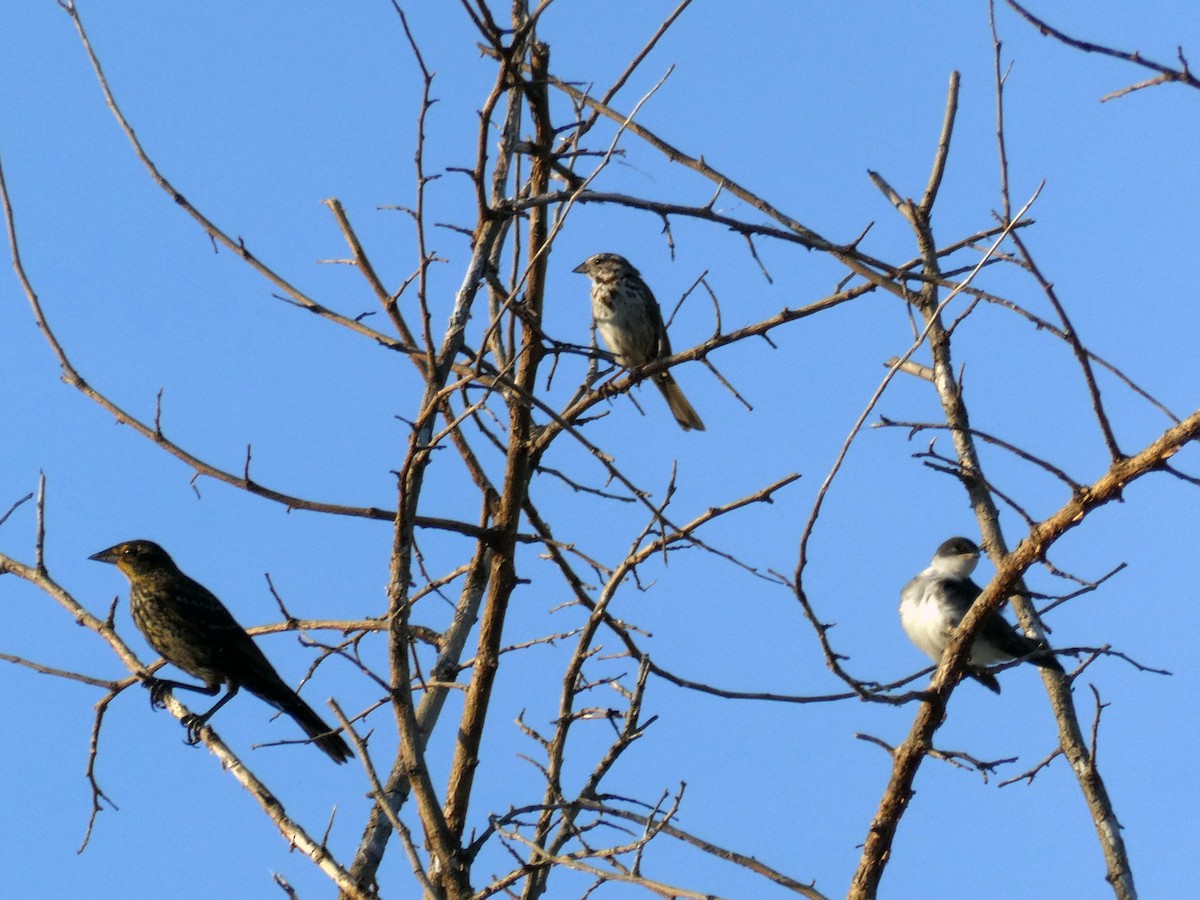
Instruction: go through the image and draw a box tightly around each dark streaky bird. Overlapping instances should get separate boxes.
[899,536,1063,693]
[573,252,705,432]
[91,539,352,763]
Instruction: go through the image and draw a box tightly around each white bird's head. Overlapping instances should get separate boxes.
[929,536,981,580]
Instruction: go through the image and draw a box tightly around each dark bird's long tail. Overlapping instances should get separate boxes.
[253,680,353,764]
[654,372,705,432]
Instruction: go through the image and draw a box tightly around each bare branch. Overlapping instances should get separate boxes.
[1004,0,1200,98]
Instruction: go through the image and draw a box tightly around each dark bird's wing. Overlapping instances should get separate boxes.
[177,582,354,764]
[132,571,268,688]
[139,573,352,763]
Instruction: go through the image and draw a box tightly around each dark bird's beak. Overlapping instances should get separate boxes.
[572,261,588,274]
[89,546,120,564]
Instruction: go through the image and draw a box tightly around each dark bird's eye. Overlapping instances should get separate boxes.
[123,546,137,557]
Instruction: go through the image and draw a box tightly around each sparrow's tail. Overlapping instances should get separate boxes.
[653,372,705,432]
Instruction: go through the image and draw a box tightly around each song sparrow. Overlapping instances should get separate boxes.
[572,253,705,431]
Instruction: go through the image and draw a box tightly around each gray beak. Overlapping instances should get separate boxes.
[572,261,588,274]
[89,546,120,564]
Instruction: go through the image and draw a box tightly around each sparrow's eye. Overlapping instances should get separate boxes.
[122,546,137,558]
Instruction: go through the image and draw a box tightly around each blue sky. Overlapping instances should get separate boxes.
[2,2,1198,898]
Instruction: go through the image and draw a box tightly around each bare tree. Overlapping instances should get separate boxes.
[1,2,1196,897]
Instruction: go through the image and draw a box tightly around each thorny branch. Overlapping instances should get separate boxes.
[1005,0,1200,100]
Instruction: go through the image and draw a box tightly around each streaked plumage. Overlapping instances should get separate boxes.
[573,252,705,431]
[90,539,352,763]
[899,536,1062,693]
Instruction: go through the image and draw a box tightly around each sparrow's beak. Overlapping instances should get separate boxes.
[572,261,588,274]
[89,546,120,564]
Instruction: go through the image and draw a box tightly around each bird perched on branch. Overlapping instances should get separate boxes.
[573,252,705,432]
[90,539,352,763]
[899,536,1062,693]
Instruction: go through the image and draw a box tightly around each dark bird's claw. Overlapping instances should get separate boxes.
[180,714,206,746]
[146,678,172,710]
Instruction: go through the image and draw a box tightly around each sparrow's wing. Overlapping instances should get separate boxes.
[639,280,672,358]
